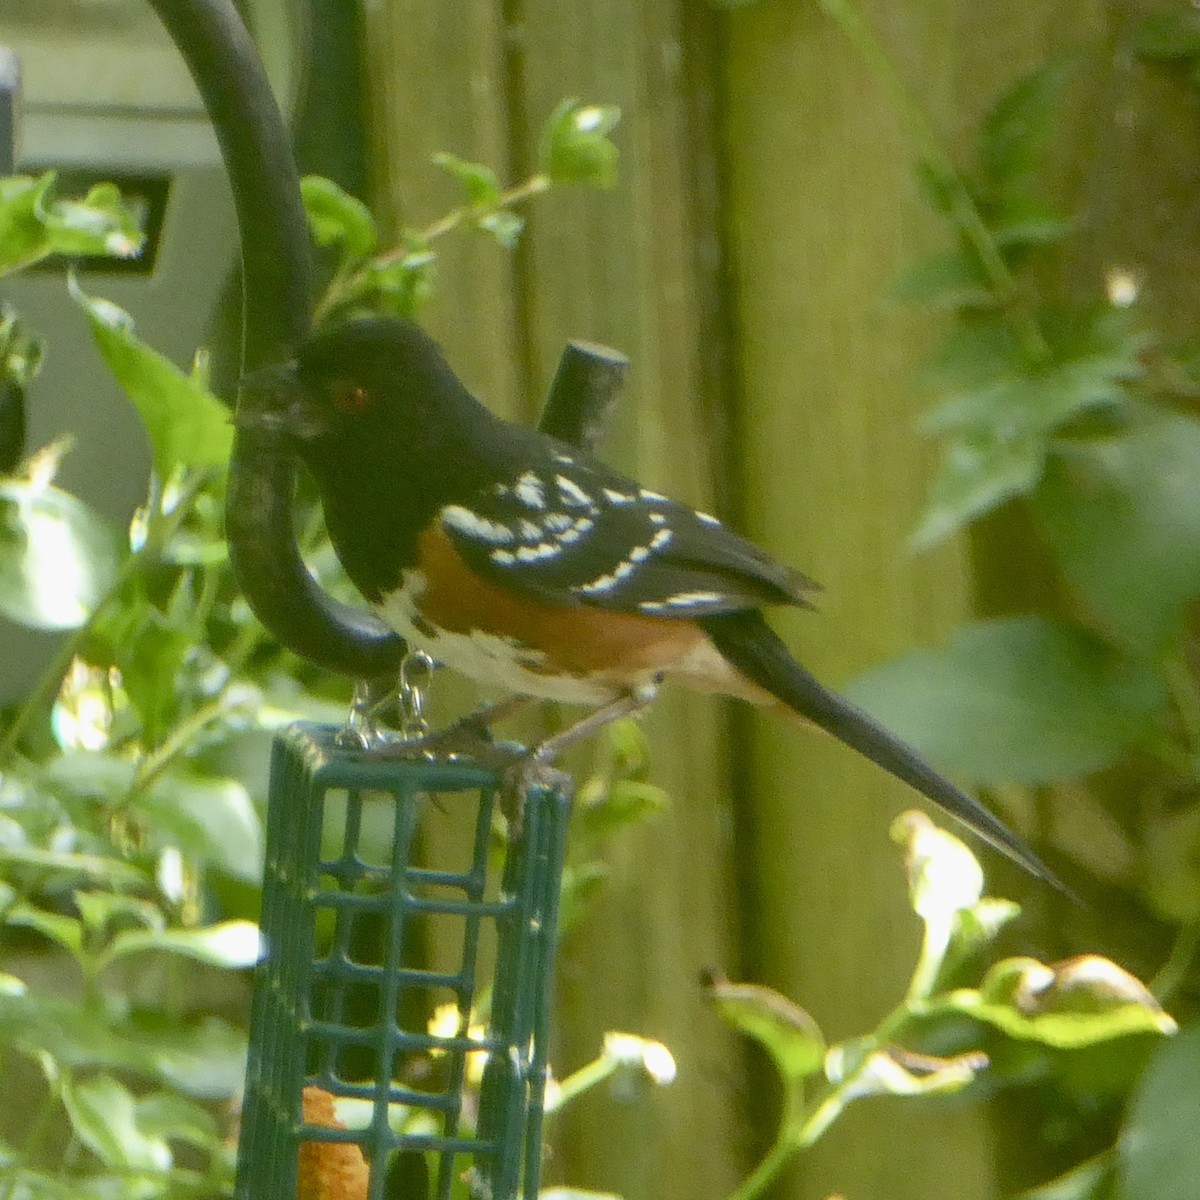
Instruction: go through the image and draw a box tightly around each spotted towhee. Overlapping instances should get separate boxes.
[249,316,1057,885]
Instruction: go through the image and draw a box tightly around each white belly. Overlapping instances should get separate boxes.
[376,572,620,705]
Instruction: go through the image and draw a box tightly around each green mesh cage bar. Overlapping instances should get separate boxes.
[236,723,569,1200]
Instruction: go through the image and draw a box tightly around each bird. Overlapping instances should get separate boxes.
[247,315,1058,887]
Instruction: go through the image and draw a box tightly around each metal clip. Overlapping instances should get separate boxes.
[397,650,435,741]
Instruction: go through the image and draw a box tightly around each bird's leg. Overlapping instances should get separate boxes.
[499,676,662,837]
[362,694,538,761]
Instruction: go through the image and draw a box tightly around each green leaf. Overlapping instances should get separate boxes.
[431,152,502,209]
[134,773,263,882]
[573,779,668,845]
[62,1074,171,1170]
[71,281,233,479]
[73,892,163,939]
[888,251,996,310]
[0,844,145,889]
[104,919,262,970]
[0,174,143,276]
[1033,414,1200,652]
[1119,1025,1200,1200]
[0,480,124,629]
[941,955,1175,1049]
[0,174,55,275]
[1135,9,1200,61]
[827,1044,985,1102]
[5,905,84,956]
[912,428,1045,547]
[978,59,1076,190]
[360,250,436,320]
[1018,1153,1114,1200]
[705,975,826,1081]
[300,175,378,260]
[989,198,1075,248]
[915,309,1144,545]
[0,303,45,390]
[479,208,524,249]
[135,1091,221,1150]
[557,861,610,935]
[843,616,1166,784]
[42,183,143,261]
[0,990,156,1073]
[538,99,621,188]
[134,1014,248,1099]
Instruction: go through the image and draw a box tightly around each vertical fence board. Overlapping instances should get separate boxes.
[723,3,992,1198]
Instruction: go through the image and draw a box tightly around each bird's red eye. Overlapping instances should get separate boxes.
[332,381,371,413]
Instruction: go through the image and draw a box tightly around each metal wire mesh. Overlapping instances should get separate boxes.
[236,723,569,1200]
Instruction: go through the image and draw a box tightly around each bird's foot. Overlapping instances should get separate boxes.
[355,719,497,763]
[497,748,574,841]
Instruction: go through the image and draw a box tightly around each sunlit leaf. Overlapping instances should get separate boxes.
[300,175,378,261]
[538,99,621,188]
[104,919,262,970]
[844,616,1166,784]
[0,480,124,629]
[42,183,143,261]
[5,905,84,956]
[72,281,233,478]
[705,974,825,1081]
[0,174,143,276]
[480,208,524,248]
[135,773,264,883]
[62,1074,171,1170]
[939,955,1176,1048]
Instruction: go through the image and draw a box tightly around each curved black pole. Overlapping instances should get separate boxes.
[147,0,405,677]
[148,0,628,678]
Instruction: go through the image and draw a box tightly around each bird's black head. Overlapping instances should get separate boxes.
[238,316,506,598]
[241,316,492,481]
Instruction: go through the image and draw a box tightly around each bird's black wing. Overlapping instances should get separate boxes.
[439,455,819,617]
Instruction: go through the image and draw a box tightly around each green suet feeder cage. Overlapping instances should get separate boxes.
[235,724,570,1200]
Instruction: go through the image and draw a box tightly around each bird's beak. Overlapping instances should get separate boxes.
[235,361,327,441]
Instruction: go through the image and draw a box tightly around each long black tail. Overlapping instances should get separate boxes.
[702,610,1063,890]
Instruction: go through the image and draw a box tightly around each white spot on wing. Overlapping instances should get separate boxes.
[649,512,667,526]
[638,590,725,612]
[556,475,594,509]
[516,542,562,562]
[696,510,720,526]
[603,488,635,505]
[515,471,546,509]
[639,489,668,502]
[649,527,673,550]
[442,505,515,544]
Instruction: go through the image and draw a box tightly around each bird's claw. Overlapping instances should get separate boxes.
[498,752,574,841]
